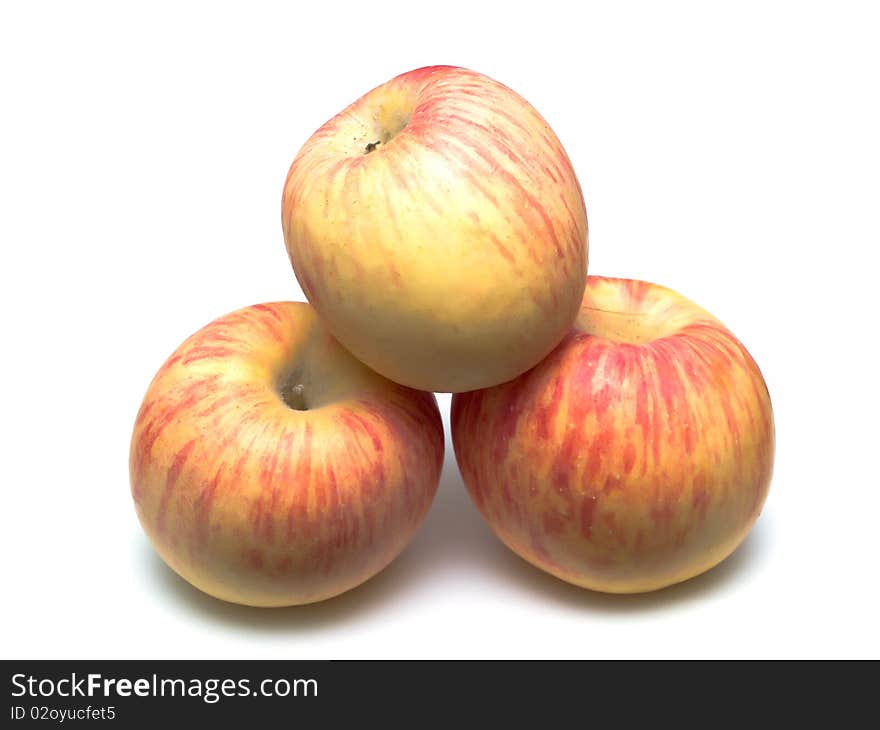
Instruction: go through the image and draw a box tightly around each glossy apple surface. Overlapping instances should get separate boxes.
[452,276,774,593]
[282,65,588,392]
[130,302,444,606]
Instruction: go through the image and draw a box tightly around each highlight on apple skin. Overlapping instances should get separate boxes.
[451,276,774,593]
[130,302,444,607]
[282,65,589,393]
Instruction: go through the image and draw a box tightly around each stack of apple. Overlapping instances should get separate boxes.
[130,66,774,606]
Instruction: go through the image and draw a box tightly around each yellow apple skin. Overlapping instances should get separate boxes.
[282,65,588,393]
[452,276,774,593]
[130,302,444,607]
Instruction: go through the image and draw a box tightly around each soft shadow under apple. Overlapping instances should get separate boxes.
[410,446,773,613]
[139,442,773,627]
[139,536,420,633]
[487,514,773,614]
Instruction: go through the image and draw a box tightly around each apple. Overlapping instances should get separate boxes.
[451,276,774,593]
[130,302,444,606]
[282,65,588,393]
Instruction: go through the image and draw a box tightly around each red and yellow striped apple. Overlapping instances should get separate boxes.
[130,302,444,606]
[282,65,588,393]
[451,276,774,593]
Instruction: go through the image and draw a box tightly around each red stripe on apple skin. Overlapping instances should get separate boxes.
[195,384,257,419]
[348,412,385,454]
[691,473,710,519]
[229,433,254,493]
[430,81,544,146]
[194,467,223,547]
[542,163,559,184]
[651,340,696,456]
[252,302,282,322]
[622,442,637,475]
[134,399,155,428]
[486,374,530,476]
[486,230,516,265]
[438,113,521,165]
[312,459,329,520]
[186,416,264,554]
[173,373,223,408]
[380,135,449,217]
[581,496,598,540]
[253,423,284,542]
[634,363,651,455]
[444,147,501,206]
[527,525,560,570]
[465,142,564,260]
[359,397,443,517]
[249,304,284,343]
[266,427,292,540]
[182,346,238,365]
[335,412,383,508]
[543,513,565,536]
[155,438,197,534]
[585,427,615,483]
[294,266,319,307]
[247,549,264,571]
[680,331,743,456]
[322,463,343,547]
[535,374,564,442]
[271,428,295,542]
[132,374,222,477]
[641,351,665,467]
[428,130,557,266]
[382,145,414,196]
[362,396,443,463]
[155,353,181,377]
[559,194,587,247]
[287,421,313,540]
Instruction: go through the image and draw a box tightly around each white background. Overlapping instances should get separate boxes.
[2,1,878,659]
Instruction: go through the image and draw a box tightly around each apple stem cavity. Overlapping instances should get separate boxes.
[577,306,658,345]
[280,381,309,411]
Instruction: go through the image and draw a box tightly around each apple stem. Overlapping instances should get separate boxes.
[281,382,308,411]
